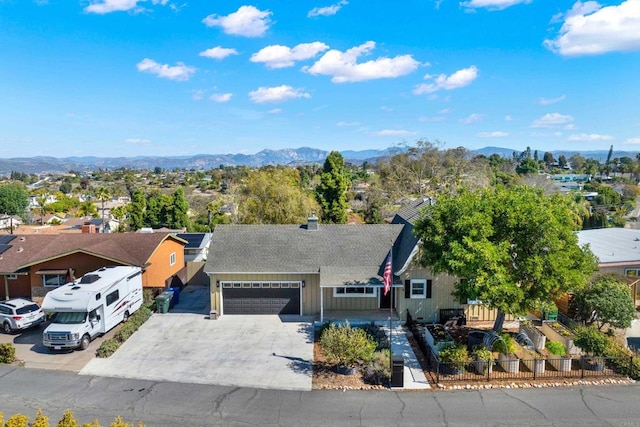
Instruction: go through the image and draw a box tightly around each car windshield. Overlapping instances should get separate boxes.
[51,311,86,324]
[16,304,40,315]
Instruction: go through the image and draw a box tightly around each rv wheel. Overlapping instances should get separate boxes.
[79,334,91,351]
[123,311,130,322]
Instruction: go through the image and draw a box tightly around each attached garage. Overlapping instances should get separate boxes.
[221,281,301,315]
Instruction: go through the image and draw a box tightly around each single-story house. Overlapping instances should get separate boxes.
[204,198,503,323]
[0,232,187,301]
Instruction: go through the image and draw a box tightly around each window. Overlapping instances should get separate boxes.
[8,274,17,280]
[106,290,119,306]
[333,287,376,298]
[626,268,640,277]
[42,274,66,288]
[410,279,426,299]
[170,252,176,266]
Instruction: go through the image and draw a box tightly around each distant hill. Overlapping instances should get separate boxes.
[0,146,637,175]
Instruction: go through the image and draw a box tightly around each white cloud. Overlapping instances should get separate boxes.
[504,115,513,121]
[544,1,640,56]
[477,131,509,137]
[308,0,348,17]
[303,41,419,83]
[268,109,282,114]
[460,0,532,11]
[367,129,418,137]
[125,138,151,145]
[248,85,311,103]
[84,0,169,14]
[251,42,329,69]
[210,93,233,103]
[337,121,360,126]
[199,46,239,60]
[419,116,447,123]
[202,6,272,38]
[439,108,453,114]
[192,90,205,101]
[459,113,484,124]
[567,133,614,141]
[136,58,195,81]
[531,112,575,128]
[626,137,640,144]
[531,131,563,137]
[413,66,478,94]
[538,95,566,105]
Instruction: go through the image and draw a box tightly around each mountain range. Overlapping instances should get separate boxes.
[0,146,637,175]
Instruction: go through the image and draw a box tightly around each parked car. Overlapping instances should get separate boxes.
[0,298,46,334]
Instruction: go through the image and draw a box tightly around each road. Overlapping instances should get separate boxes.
[1,365,640,426]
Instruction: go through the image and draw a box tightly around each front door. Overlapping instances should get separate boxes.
[379,288,395,309]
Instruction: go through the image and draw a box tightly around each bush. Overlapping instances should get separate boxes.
[32,408,49,427]
[319,322,377,368]
[545,340,567,357]
[575,327,609,356]
[96,338,120,358]
[603,338,640,380]
[438,342,470,369]
[56,409,78,427]
[363,349,390,385]
[493,333,516,355]
[471,345,494,362]
[360,322,389,351]
[0,342,16,364]
[5,413,28,427]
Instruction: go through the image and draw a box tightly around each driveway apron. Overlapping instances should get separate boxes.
[80,313,314,391]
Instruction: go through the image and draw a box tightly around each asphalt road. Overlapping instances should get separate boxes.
[1,365,640,427]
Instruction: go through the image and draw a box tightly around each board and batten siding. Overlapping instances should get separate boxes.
[208,273,320,316]
[320,287,379,311]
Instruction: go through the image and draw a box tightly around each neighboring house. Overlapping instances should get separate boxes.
[204,200,505,323]
[176,232,213,286]
[0,232,187,301]
[576,227,640,307]
[0,215,22,232]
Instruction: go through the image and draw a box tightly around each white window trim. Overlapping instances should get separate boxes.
[170,252,176,266]
[410,279,427,299]
[333,287,376,298]
[8,274,17,280]
[42,274,66,288]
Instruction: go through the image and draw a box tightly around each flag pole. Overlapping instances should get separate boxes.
[388,246,393,387]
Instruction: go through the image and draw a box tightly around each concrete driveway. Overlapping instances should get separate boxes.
[80,313,315,391]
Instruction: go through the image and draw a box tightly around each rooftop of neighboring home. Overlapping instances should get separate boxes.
[0,232,185,273]
[577,228,640,265]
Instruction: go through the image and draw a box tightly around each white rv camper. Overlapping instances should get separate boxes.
[42,265,143,351]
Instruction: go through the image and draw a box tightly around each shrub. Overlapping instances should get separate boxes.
[438,342,470,369]
[493,333,516,355]
[0,342,16,364]
[363,349,390,385]
[603,338,640,380]
[545,340,567,357]
[96,338,120,358]
[320,322,377,368]
[32,409,50,427]
[575,327,609,356]
[5,413,28,427]
[471,345,494,362]
[56,409,79,427]
[360,322,389,351]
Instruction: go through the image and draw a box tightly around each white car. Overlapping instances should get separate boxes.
[0,298,46,334]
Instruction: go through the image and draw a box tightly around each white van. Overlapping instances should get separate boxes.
[42,265,143,351]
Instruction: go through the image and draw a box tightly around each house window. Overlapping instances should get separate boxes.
[410,279,426,299]
[625,268,640,277]
[8,274,17,280]
[106,290,119,306]
[169,252,176,266]
[333,287,376,298]
[42,274,66,288]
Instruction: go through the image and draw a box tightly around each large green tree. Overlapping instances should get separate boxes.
[573,274,636,331]
[413,185,598,331]
[0,183,29,232]
[128,188,146,231]
[316,151,349,224]
[239,167,319,224]
[169,187,190,229]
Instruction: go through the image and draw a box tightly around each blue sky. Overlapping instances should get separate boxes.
[1,0,640,158]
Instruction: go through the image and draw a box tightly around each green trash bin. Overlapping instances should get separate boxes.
[543,308,558,321]
[155,293,170,314]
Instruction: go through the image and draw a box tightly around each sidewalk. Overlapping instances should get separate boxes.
[385,321,431,390]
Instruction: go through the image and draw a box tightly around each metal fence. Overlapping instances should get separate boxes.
[410,323,632,383]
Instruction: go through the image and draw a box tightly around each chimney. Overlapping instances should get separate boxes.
[307,213,318,231]
[82,222,96,234]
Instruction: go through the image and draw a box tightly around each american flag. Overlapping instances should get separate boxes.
[383,250,392,296]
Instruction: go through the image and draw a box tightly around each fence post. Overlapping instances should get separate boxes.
[580,356,585,379]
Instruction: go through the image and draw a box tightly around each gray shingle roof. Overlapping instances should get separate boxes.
[205,224,404,282]
[390,197,434,272]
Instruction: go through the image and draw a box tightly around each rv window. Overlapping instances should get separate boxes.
[96,293,101,300]
[51,312,86,324]
[106,290,119,306]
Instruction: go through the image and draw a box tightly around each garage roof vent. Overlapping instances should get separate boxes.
[307,213,318,231]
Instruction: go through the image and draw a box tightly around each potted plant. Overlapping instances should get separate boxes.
[574,327,609,371]
[494,333,520,374]
[546,340,572,372]
[471,345,495,374]
[437,342,470,375]
[424,323,455,352]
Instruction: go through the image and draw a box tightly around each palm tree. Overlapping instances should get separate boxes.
[95,187,111,232]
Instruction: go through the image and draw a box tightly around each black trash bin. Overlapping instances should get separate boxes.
[391,355,404,388]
